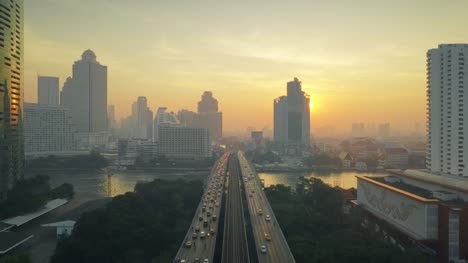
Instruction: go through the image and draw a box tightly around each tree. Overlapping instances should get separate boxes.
[0,254,32,263]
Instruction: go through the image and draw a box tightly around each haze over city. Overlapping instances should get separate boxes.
[23,0,468,133]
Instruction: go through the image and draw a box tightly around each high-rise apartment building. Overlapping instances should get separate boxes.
[0,0,24,198]
[427,44,468,177]
[61,50,108,132]
[24,103,74,154]
[133,96,153,140]
[38,76,59,106]
[274,78,310,145]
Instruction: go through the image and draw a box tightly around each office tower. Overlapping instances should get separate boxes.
[133,96,153,140]
[427,44,468,177]
[24,103,74,154]
[273,78,310,145]
[0,0,24,198]
[198,91,218,113]
[38,76,59,106]
[274,96,288,142]
[61,50,108,132]
[108,105,116,129]
[192,91,223,140]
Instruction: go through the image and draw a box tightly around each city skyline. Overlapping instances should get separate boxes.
[22,0,468,133]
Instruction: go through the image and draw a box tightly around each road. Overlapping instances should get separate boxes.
[238,151,296,263]
[221,155,250,263]
[174,153,230,263]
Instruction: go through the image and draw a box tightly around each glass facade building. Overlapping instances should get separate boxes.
[0,0,23,198]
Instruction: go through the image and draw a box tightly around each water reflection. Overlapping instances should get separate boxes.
[26,170,209,200]
[259,171,387,190]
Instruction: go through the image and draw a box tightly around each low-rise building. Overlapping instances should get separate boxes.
[353,170,468,263]
[338,152,353,168]
[379,147,409,168]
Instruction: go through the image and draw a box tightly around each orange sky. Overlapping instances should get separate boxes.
[23,1,468,134]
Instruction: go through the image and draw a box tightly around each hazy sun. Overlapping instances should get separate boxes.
[309,102,314,109]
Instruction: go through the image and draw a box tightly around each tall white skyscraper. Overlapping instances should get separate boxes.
[61,50,108,132]
[427,44,468,177]
[273,78,310,146]
[38,76,59,106]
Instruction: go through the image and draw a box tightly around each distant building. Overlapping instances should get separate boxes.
[38,76,59,106]
[61,50,108,133]
[378,147,409,168]
[192,91,223,140]
[338,152,353,169]
[354,170,468,263]
[153,107,180,142]
[131,96,153,140]
[378,123,391,138]
[24,103,75,155]
[427,44,468,177]
[0,0,24,198]
[273,78,310,146]
[351,123,366,137]
[108,105,116,129]
[158,126,211,159]
[178,109,196,127]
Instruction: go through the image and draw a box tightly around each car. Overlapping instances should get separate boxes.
[204,259,209,263]
[185,241,192,248]
[266,215,271,221]
[212,215,217,221]
[194,258,200,263]
[180,260,186,263]
[207,211,211,217]
[200,231,206,238]
[192,232,198,239]
[260,245,267,254]
[210,228,215,235]
[264,233,271,241]
[199,215,203,221]
[249,193,253,197]
[215,202,220,207]
[195,225,200,232]
[258,209,263,215]
[203,219,208,227]
[202,206,206,212]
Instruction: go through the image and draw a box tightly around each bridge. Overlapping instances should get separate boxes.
[174,151,295,263]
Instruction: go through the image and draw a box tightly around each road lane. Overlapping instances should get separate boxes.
[238,151,296,263]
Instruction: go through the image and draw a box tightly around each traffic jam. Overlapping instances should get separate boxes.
[179,152,230,263]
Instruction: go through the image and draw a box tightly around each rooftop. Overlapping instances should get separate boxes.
[0,232,33,254]
[2,199,68,227]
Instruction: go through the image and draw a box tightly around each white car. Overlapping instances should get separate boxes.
[204,259,209,263]
[260,245,267,254]
[266,215,271,221]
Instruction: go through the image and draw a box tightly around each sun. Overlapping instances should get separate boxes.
[309,101,314,109]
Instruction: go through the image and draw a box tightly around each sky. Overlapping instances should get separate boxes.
[23,0,468,134]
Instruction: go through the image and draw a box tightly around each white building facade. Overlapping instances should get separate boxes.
[24,103,75,154]
[158,126,211,159]
[427,44,468,177]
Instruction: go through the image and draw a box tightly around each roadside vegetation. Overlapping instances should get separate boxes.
[265,177,431,263]
[50,179,203,263]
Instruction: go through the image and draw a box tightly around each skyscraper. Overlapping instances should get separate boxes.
[108,105,116,129]
[0,0,24,198]
[133,96,153,140]
[193,91,223,140]
[61,50,108,132]
[427,44,468,177]
[274,78,310,146]
[38,76,59,106]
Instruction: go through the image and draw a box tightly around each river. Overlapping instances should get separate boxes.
[26,169,386,201]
